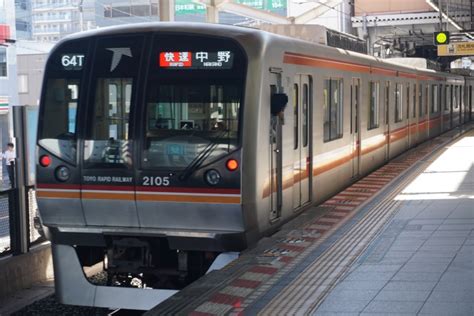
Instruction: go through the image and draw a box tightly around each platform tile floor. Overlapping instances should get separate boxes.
[313,130,474,316]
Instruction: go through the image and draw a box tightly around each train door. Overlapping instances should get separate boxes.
[81,36,144,226]
[384,81,390,161]
[269,70,284,221]
[351,78,360,178]
[292,75,312,211]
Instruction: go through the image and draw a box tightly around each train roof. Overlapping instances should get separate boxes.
[56,22,463,81]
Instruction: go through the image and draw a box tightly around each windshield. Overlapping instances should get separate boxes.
[143,82,241,169]
[142,34,246,170]
[38,39,88,164]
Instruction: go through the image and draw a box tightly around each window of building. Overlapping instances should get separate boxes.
[18,74,28,93]
[0,47,6,77]
[323,78,344,142]
[395,83,402,122]
[368,81,379,130]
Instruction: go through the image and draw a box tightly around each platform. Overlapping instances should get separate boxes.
[147,126,474,316]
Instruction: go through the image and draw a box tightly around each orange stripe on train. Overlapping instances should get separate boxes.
[37,191,81,199]
[136,194,241,204]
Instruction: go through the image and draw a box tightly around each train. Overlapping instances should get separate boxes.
[35,22,473,310]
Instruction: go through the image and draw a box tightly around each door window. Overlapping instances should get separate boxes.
[83,36,144,168]
[293,83,299,149]
[302,83,309,147]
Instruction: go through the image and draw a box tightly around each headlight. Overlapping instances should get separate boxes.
[55,166,70,182]
[205,169,221,186]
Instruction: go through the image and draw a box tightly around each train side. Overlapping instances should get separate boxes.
[35,23,472,309]
[250,35,468,236]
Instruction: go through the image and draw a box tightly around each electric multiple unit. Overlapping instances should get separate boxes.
[36,23,474,310]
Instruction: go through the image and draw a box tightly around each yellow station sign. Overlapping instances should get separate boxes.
[438,42,474,56]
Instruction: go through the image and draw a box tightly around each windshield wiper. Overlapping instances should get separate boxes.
[179,129,229,181]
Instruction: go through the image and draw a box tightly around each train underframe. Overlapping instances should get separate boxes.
[48,227,242,310]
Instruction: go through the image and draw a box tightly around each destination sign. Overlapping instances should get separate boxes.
[159,51,234,69]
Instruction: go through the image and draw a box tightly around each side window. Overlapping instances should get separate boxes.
[302,83,309,148]
[453,86,458,109]
[412,83,417,118]
[385,82,390,124]
[395,83,402,123]
[425,85,429,115]
[368,81,379,130]
[83,36,144,167]
[439,84,444,113]
[293,83,299,149]
[323,78,343,142]
[419,84,423,116]
[406,84,410,119]
[446,85,450,110]
[470,86,472,110]
[450,85,454,110]
[432,84,439,113]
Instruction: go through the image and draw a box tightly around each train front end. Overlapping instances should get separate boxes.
[35,26,249,309]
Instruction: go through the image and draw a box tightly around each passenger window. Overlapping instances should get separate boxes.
[457,85,460,109]
[439,84,444,112]
[83,35,144,167]
[368,81,379,130]
[470,86,472,110]
[412,84,417,118]
[419,84,423,116]
[453,87,457,109]
[323,79,343,142]
[406,84,410,119]
[302,83,309,148]
[395,83,402,122]
[294,83,299,149]
[385,82,390,124]
[446,86,450,110]
[425,85,429,115]
[432,85,439,113]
